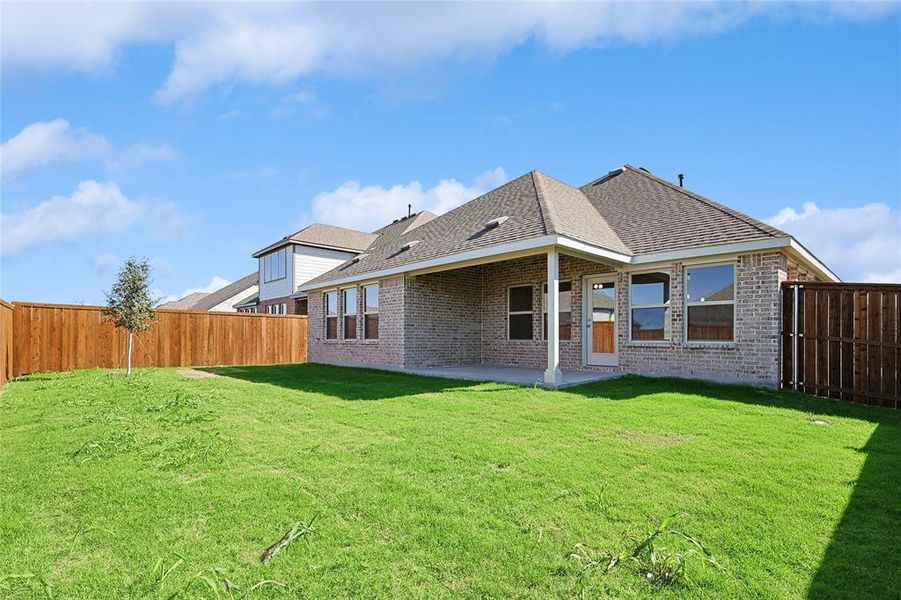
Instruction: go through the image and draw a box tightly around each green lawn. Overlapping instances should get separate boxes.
[1,365,898,598]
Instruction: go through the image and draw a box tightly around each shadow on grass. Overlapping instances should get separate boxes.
[567,375,901,599]
[200,362,495,401]
[805,420,901,599]
[205,364,901,598]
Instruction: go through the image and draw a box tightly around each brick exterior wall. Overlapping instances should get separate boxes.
[404,268,483,367]
[615,253,788,384]
[479,254,614,370]
[308,276,405,367]
[257,296,305,315]
[307,250,815,386]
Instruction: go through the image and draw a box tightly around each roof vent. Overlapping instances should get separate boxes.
[484,216,508,230]
[400,240,420,251]
[639,166,652,173]
[351,253,369,264]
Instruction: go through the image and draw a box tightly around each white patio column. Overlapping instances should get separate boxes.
[545,248,563,386]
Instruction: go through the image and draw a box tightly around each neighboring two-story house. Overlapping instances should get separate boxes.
[249,224,377,314]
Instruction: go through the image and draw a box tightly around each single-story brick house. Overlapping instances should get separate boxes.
[299,165,837,387]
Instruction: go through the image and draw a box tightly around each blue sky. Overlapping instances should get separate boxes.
[2,2,899,304]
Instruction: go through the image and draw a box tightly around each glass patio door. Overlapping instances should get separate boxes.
[585,276,618,366]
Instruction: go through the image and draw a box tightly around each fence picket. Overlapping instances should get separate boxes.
[1,302,307,378]
[782,282,900,408]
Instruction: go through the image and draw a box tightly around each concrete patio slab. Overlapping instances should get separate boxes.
[406,364,625,389]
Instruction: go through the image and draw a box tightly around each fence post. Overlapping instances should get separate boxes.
[792,283,800,391]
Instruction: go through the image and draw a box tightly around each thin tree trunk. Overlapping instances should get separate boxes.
[127,332,133,376]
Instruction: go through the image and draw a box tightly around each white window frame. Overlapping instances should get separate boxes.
[341,286,358,341]
[362,283,379,340]
[262,248,288,283]
[628,269,672,343]
[507,283,534,341]
[324,290,338,340]
[542,280,572,342]
[684,260,737,345]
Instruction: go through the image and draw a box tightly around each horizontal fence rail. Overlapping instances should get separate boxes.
[782,282,899,408]
[7,302,307,378]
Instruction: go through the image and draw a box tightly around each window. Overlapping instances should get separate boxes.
[685,263,735,342]
[262,248,288,283]
[279,303,287,314]
[508,285,533,340]
[325,291,338,339]
[363,284,379,339]
[542,281,572,341]
[342,287,357,340]
[630,272,671,341]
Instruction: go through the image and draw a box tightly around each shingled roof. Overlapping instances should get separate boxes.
[159,291,210,310]
[191,272,258,311]
[253,223,377,257]
[300,165,827,290]
[580,165,787,255]
[303,170,633,289]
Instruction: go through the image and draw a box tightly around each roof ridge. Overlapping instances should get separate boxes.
[537,171,632,254]
[622,165,786,238]
[530,170,558,236]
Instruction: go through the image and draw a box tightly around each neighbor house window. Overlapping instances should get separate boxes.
[262,248,288,283]
[630,272,671,341]
[542,281,572,341]
[325,291,338,339]
[342,287,357,340]
[363,284,379,339]
[508,285,533,340]
[685,263,735,342]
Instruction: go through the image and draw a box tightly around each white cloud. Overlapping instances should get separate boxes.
[270,90,328,118]
[108,141,177,171]
[307,167,508,232]
[768,201,901,283]
[1,119,178,180]
[0,119,109,182]
[92,253,118,275]
[0,180,181,257]
[156,276,230,305]
[3,3,896,103]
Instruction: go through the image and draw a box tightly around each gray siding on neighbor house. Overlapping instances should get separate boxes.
[306,251,816,385]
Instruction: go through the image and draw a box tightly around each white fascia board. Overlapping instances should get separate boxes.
[253,240,363,258]
[788,239,841,282]
[631,238,792,264]
[299,235,566,291]
[252,240,290,258]
[298,235,631,292]
[630,237,840,282]
[556,236,631,264]
[298,233,839,292]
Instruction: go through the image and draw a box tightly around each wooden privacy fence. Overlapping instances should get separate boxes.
[781,282,900,408]
[0,300,12,385]
[4,301,307,378]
